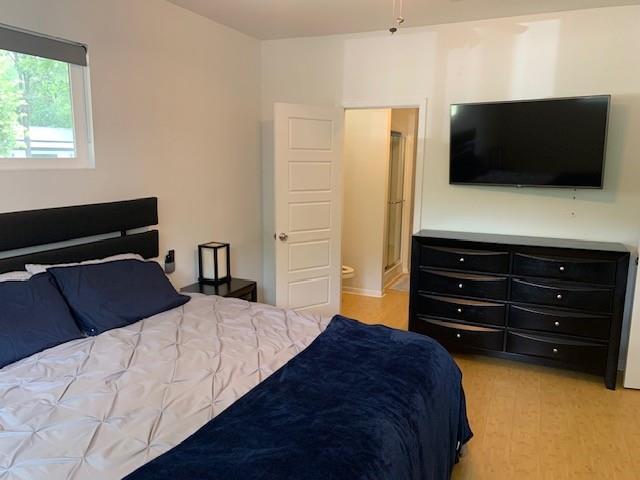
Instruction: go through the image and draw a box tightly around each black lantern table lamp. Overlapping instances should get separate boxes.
[198,242,231,285]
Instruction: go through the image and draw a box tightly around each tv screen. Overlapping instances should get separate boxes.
[449,95,610,188]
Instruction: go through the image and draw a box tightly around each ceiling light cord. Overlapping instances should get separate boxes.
[390,0,405,35]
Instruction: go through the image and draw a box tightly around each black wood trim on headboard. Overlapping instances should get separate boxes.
[0,231,159,274]
[0,198,160,274]
[0,197,158,252]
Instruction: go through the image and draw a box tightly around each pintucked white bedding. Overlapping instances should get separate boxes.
[0,294,329,480]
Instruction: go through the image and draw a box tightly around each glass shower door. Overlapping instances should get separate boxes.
[385,132,405,271]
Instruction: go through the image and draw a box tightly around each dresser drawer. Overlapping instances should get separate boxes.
[506,331,607,372]
[420,245,510,273]
[416,294,506,326]
[509,305,610,339]
[513,253,617,285]
[419,269,508,300]
[511,278,612,313]
[414,317,504,351]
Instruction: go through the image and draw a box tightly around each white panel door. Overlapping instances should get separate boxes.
[274,103,343,316]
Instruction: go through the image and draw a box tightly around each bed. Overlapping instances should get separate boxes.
[0,198,472,480]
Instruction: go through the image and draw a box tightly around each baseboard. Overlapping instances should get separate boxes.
[342,286,385,298]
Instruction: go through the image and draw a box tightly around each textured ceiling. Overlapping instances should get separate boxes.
[168,0,640,39]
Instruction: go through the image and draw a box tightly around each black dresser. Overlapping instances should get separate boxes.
[409,230,631,389]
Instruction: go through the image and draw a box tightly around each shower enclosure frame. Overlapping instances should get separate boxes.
[385,130,406,273]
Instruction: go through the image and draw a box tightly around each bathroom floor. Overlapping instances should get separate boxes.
[387,273,410,292]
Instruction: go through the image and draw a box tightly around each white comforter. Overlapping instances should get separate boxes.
[0,295,329,480]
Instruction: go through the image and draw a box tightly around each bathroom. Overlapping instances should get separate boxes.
[341,108,418,298]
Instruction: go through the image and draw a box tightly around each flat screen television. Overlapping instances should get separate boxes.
[449,95,610,188]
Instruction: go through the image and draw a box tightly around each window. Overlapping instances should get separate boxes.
[0,24,94,169]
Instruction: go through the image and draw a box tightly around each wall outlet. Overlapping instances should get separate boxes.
[164,250,176,274]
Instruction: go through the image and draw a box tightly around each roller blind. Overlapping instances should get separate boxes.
[0,24,87,66]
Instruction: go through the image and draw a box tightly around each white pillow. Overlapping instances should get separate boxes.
[0,271,32,282]
[26,253,145,275]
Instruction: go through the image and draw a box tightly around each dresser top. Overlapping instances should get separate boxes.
[415,230,632,254]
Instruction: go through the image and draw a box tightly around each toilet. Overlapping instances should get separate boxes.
[342,265,355,280]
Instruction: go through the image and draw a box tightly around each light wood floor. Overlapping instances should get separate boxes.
[341,289,640,480]
[341,289,410,330]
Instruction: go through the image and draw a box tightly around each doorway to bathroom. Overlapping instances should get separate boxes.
[341,107,419,298]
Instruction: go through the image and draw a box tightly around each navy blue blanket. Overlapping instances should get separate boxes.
[126,316,472,480]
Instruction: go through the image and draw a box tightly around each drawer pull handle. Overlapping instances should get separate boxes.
[458,283,464,289]
[554,321,560,327]
[459,257,465,263]
[552,348,559,354]
[559,266,565,272]
[556,293,563,300]
[456,333,462,339]
[457,308,463,313]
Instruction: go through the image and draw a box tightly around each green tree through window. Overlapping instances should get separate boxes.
[0,53,20,156]
[0,49,74,157]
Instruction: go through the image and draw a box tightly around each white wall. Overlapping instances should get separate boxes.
[261,5,640,362]
[624,252,640,388]
[0,0,262,289]
[342,109,391,297]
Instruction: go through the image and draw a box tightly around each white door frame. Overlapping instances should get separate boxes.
[342,96,427,240]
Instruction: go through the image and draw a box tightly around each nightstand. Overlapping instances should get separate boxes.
[180,279,257,302]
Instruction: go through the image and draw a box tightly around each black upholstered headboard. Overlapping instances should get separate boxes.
[0,198,159,274]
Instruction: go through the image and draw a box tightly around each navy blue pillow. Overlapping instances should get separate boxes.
[0,274,83,369]
[48,260,190,336]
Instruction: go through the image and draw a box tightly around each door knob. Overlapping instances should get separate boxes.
[278,233,289,242]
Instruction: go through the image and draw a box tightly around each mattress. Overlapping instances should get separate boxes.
[0,294,329,480]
